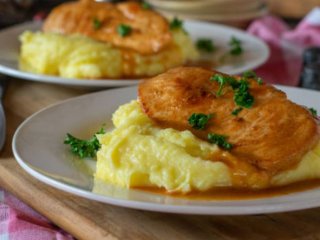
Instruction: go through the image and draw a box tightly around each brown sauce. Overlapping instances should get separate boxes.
[135,179,320,200]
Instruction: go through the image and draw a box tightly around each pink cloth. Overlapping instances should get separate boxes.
[0,190,73,240]
[247,7,320,86]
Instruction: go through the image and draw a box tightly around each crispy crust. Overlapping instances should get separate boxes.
[43,0,172,55]
[138,67,320,173]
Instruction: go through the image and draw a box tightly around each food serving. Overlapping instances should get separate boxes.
[19,0,199,79]
[65,67,320,195]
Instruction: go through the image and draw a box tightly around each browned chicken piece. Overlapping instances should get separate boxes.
[43,0,172,55]
[139,67,320,174]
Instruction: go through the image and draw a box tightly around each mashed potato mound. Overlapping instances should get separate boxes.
[95,101,320,193]
[19,29,199,79]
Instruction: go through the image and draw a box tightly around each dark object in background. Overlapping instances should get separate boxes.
[0,0,72,28]
[299,47,320,90]
[302,47,320,66]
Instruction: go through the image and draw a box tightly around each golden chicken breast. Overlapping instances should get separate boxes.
[43,0,172,55]
[138,67,320,174]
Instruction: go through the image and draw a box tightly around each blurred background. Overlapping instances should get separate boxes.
[0,0,320,28]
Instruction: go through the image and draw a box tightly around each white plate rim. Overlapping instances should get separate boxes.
[12,85,320,215]
[0,20,269,87]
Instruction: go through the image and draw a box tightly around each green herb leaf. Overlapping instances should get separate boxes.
[231,107,243,116]
[170,17,183,30]
[234,80,254,108]
[243,70,263,85]
[141,1,151,9]
[64,128,105,159]
[92,18,102,30]
[117,24,132,37]
[188,113,212,130]
[210,74,239,96]
[208,133,233,150]
[196,38,215,53]
[229,36,243,56]
[309,108,318,117]
[141,1,152,10]
[210,74,227,96]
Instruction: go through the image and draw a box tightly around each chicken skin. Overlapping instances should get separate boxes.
[139,67,320,174]
[43,0,172,55]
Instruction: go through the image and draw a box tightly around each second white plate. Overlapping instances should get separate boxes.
[0,20,269,87]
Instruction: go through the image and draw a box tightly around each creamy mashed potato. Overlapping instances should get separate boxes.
[19,29,199,79]
[95,100,320,193]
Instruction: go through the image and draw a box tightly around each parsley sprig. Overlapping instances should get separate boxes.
[117,24,132,37]
[188,113,212,130]
[309,108,318,118]
[231,107,243,116]
[208,133,233,150]
[92,18,102,30]
[243,70,263,85]
[234,80,254,108]
[141,1,151,9]
[229,36,243,56]
[170,17,183,29]
[210,74,254,108]
[196,39,215,53]
[64,128,105,159]
[210,74,238,96]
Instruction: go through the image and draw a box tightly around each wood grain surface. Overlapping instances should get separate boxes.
[1,79,320,240]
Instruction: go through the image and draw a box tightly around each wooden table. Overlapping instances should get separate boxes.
[1,78,320,240]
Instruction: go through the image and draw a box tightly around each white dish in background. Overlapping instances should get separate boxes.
[0,21,269,88]
[12,85,320,215]
[147,0,268,22]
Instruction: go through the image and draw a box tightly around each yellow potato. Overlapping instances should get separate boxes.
[19,29,199,79]
[95,100,320,193]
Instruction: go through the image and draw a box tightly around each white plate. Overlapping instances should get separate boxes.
[12,86,320,215]
[0,21,269,88]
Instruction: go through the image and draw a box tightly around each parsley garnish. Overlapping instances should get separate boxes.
[196,39,215,53]
[243,70,263,85]
[170,17,183,29]
[92,18,102,30]
[141,1,151,9]
[64,128,105,158]
[234,80,254,108]
[188,113,212,130]
[208,133,233,150]
[231,107,243,116]
[117,24,132,37]
[229,36,243,56]
[210,74,254,108]
[210,74,239,96]
[309,108,318,117]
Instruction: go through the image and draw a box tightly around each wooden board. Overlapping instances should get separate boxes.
[1,79,320,239]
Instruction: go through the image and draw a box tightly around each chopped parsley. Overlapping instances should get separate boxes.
[188,113,212,130]
[208,133,233,150]
[231,107,243,116]
[243,70,263,85]
[64,128,105,159]
[210,74,254,108]
[170,17,183,30]
[141,1,151,9]
[196,39,215,53]
[92,18,102,30]
[234,80,254,108]
[309,108,318,117]
[117,24,132,37]
[210,74,239,96]
[229,36,243,56]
